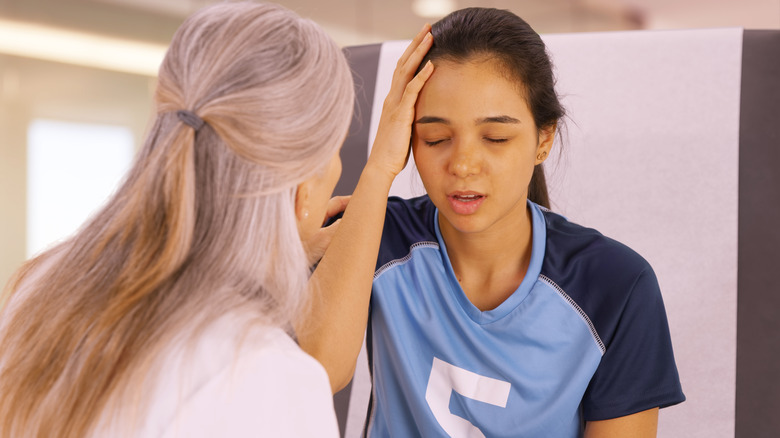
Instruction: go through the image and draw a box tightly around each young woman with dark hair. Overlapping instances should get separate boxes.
[303,7,685,438]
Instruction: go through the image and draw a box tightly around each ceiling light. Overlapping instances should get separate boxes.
[0,19,167,76]
[412,0,457,18]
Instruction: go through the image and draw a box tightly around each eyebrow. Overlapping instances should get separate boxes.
[478,115,520,125]
[415,116,448,125]
[414,115,521,125]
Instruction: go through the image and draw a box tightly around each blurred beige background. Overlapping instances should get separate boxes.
[1,0,779,289]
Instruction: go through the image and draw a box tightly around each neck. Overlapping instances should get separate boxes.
[438,202,535,310]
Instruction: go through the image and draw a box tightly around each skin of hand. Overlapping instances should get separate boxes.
[301,195,351,266]
[296,24,435,392]
[367,39,435,179]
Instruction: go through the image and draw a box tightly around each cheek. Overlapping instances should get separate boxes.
[329,162,341,189]
[515,159,539,189]
[489,149,534,181]
[412,145,438,181]
[411,142,422,165]
[319,155,342,196]
[411,143,425,170]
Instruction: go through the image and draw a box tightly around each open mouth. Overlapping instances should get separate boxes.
[452,194,483,202]
[447,192,485,214]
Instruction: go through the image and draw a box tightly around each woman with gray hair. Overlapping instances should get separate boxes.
[0,2,369,436]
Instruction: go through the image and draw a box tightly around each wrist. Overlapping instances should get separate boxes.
[361,160,400,188]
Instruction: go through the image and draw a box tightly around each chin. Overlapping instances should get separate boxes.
[440,213,489,235]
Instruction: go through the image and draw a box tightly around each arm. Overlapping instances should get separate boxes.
[584,408,658,438]
[296,25,435,393]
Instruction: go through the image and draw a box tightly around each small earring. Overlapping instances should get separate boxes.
[537,151,548,161]
[302,209,309,220]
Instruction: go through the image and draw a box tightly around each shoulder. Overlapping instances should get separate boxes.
[541,210,653,289]
[378,195,439,269]
[155,321,338,437]
[537,210,685,418]
[385,195,437,238]
[234,327,330,386]
[538,210,662,342]
[195,322,332,396]
[223,327,336,414]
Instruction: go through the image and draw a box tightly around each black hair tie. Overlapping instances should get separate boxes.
[176,110,205,131]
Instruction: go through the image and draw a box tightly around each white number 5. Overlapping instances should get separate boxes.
[425,357,511,437]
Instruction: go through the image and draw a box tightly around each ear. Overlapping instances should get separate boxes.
[535,123,556,165]
[294,181,310,222]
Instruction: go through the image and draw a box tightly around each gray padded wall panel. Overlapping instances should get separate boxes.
[334,44,380,198]
[736,29,780,438]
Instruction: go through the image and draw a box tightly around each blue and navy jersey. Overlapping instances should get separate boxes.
[365,196,685,438]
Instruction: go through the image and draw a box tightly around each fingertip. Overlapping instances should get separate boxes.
[421,60,434,76]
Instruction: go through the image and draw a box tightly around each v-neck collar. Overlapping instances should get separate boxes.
[433,200,547,324]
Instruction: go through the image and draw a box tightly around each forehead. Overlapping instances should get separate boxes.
[416,57,530,116]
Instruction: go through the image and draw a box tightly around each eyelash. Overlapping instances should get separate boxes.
[423,137,509,146]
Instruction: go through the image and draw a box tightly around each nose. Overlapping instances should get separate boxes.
[448,140,481,178]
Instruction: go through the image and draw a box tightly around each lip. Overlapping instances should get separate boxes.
[447,191,486,215]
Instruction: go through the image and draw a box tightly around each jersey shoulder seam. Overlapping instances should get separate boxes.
[539,274,606,355]
[374,241,439,280]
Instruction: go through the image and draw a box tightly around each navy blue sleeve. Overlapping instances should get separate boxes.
[582,266,686,420]
[376,196,437,271]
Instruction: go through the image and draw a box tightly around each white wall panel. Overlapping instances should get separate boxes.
[543,28,743,438]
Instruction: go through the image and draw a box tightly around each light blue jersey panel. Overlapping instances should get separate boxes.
[367,201,604,438]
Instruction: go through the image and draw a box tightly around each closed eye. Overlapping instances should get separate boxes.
[485,137,509,143]
[424,139,448,146]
